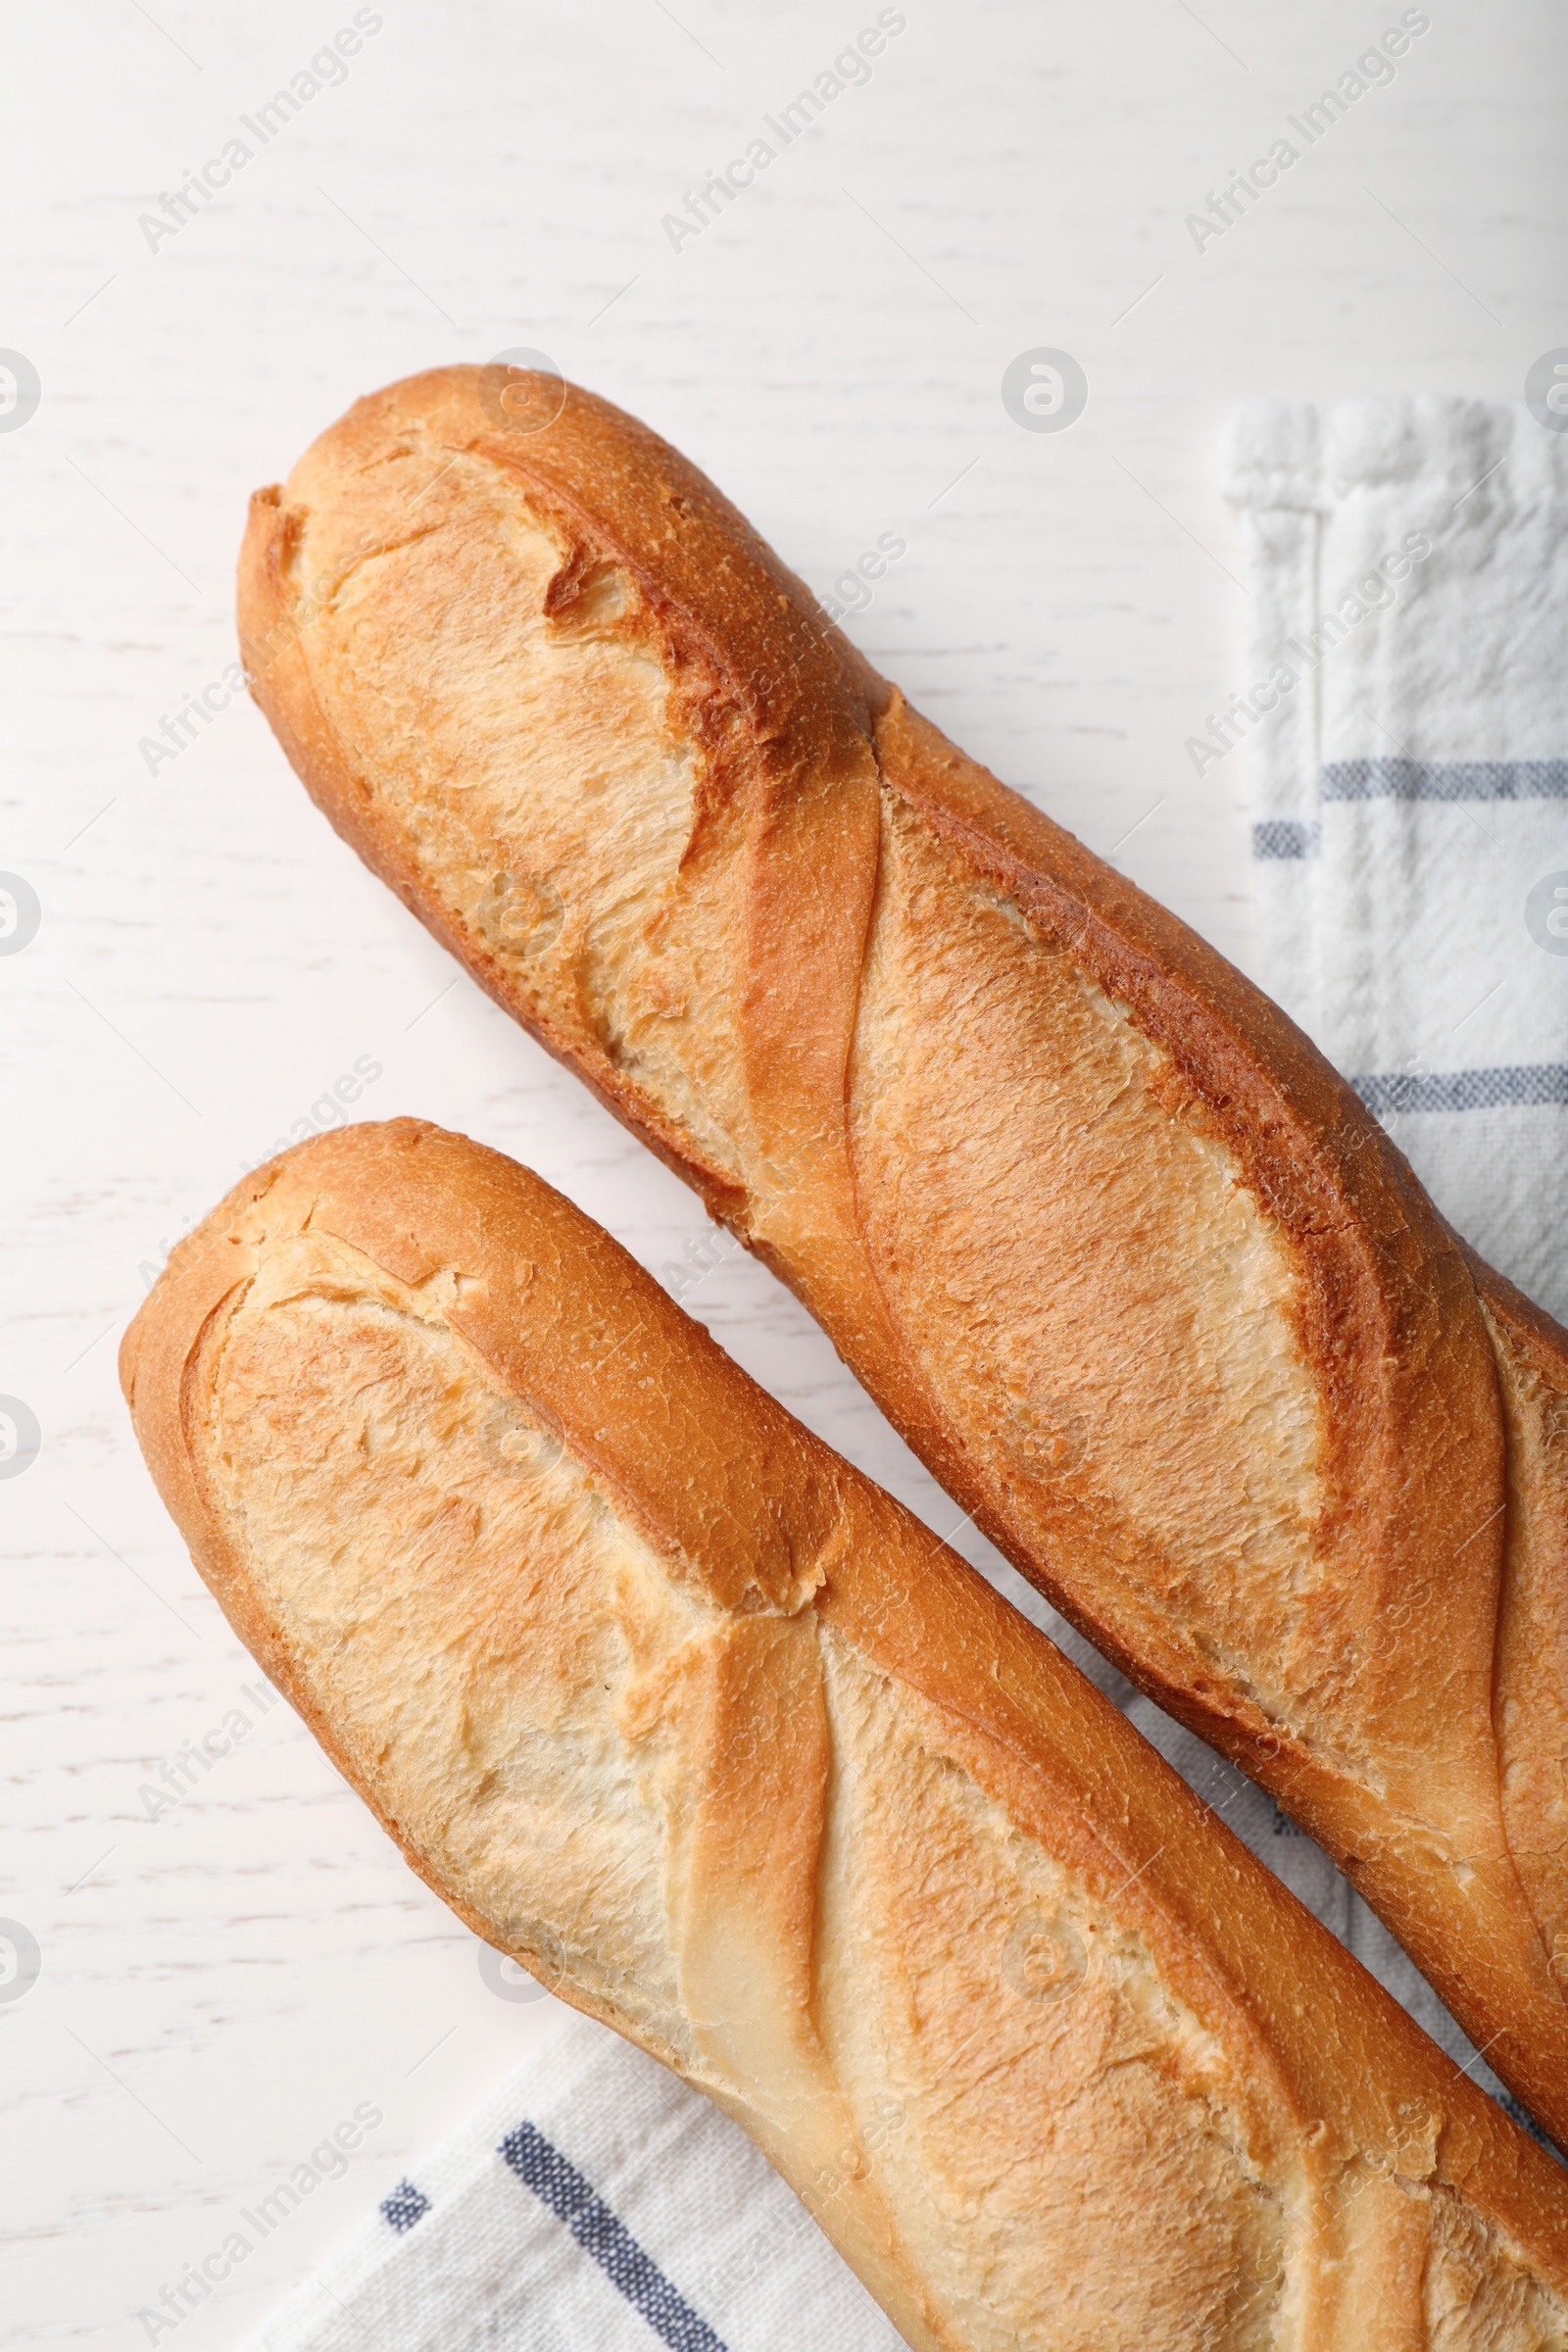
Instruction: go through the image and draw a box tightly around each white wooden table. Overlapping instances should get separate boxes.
[2,2,1559,2340]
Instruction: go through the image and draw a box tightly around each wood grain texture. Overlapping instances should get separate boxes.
[4,1,1563,2341]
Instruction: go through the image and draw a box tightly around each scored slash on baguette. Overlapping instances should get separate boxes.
[234,365,1568,2151]
[121,1121,1568,2350]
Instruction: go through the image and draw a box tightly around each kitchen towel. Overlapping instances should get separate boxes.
[1217,394,1568,1324]
[249,398,1565,2352]
[248,1999,906,2352]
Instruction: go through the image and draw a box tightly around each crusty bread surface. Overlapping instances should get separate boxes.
[235,366,1568,2149]
[122,1121,1568,2352]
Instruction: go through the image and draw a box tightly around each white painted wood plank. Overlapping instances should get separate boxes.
[1,1,1559,2339]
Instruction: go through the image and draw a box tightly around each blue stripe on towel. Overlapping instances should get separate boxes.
[379,2179,430,2234]
[1351,1065,1568,1117]
[499,2121,728,2351]
[1322,758,1568,803]
[1252,819,1320,858]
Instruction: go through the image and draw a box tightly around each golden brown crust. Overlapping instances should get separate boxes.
[235,366,1568,2150]
[122,1121,1568,2347]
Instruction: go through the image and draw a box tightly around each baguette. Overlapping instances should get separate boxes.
[236,366,1568,2147]
[121,1119,1568,2352]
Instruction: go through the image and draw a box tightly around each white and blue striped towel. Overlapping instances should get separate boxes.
[1219,395,1568,1322]
[250,2002,905,2352]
